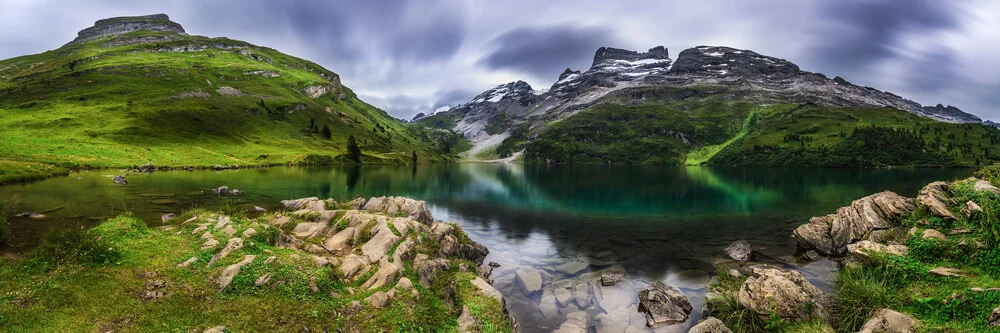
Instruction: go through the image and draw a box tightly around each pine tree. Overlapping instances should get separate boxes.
[347,135,361,164]
[321,125,332,139]
[411,151,418,165]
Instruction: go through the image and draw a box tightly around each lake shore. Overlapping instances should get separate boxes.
[0,195,516,332]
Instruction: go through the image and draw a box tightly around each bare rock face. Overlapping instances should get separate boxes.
[736,266,828,320]
[859,308,918,333]
[917,182,957,220]
[636,282,692,327]
[847,240,909,258]
[66,14,187,46]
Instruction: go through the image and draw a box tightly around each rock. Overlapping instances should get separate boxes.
[253,206,267,213]
[962,201,983,219]
[922,229,947,240]
[241,228,257,239]
[949,228,973,235]
[212,186,242,196]
[340,254,370,280]
[365,291,390,309]
[556,260,590,275]
[728,269,742,278]
[457,305,480,332]
[310,255,332,267]
[724,240,752,262]
[801,250,821,261]
[203,326,227,333]
[859,308,918,333]
[361,261,400,290]
[396,277,413,290]
[139,163,156,172]
[973,178,1000,194]
[280,197,322,210]
[323,227,357,253]
[415,254,451,286]
[689,317,732,333]
[291,222,328,240]
[990,306,1000,327]
[221,225,236,237]
[600,273,624,286]
[177,257,198,268]
[793,215,837,255]
[161,213,176,223]
[112,175,127,186]
[847,240,908,258]
[208,238,243,266]
[15,212,46,220]
[918,182,956,220]
[929,267,964,277]
[361,222,401,262]
[470,277,504,303]
[201,238,219,249]
[253,273,271,287]
[736,265,827,320]
[793,191,916,256]
[67,14,186,46]
[539,293,560,320]
[216,255,255,290]
[428,222,454,242]
[553,311,588,333]
[346,197,367,209]
[489,261,500,267]
[637,282,692,327]
[362,196,433,224]
[515,268,543,294]
[478,265,494,279]
[453,242,490,265]
[555,288,574,306]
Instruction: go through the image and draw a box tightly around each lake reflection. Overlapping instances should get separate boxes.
[1,165,972,331]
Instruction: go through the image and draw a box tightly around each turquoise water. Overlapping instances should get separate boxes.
[0,164,972,331]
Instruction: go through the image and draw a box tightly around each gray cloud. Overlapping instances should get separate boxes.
[480,25,618,81]
[0,0,998,121]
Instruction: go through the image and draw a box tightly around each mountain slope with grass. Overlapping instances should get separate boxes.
[0,14,462,180]
[418,46,998,167]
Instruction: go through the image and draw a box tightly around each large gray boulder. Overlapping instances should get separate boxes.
[362,196,433,224]
[637,282,692,327]
[736,266,827,320]
[859,308,918,333]
[794,191,915,256]
[917,182,956,220]
[724,240,752,262]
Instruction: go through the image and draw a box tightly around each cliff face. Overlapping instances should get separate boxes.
[65,14,187,46]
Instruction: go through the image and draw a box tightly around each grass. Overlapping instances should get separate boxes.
[0,193,15,246]
[0,207,512,332]
[0,161,69,184]
[686,111,757,165]
[0,28,463,182]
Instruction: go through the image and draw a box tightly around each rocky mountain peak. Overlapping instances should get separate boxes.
[467,80,536,105]
[65,14,187,47]
[920,104,982,123]
[558,68,581,81]
[592,46,669,67]
[670,46,799,77]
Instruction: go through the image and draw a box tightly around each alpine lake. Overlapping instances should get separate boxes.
[0,164,972,332]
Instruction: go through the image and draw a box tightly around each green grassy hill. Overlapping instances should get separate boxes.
[510,86,1000,167]
[0,25,461,178]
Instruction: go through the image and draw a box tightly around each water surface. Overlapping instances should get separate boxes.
[0,165,971,331]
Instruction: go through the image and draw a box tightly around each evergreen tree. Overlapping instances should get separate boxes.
[411,151,418,165]
[347,135,362,164]
[321,125,332,139]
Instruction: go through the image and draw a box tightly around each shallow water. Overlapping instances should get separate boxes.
[0,164,972,331]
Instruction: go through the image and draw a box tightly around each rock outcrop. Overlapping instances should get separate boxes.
[917,182,956,220]
[793,191,915,256]
[66,14,187,47]
[859,308,918,333]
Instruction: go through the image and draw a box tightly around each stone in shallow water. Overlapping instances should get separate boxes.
[600,273,623,286]
[637,282,692,327]
[554,288,574,306]
[555,260,590,275]
[515,268,543,294]
[724,240,752,262]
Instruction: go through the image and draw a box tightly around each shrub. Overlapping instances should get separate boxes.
[0,194,17,246]
[302,154,334,165]
[834,265,896,331]
[31,227,121,267]
[975,163,1000,185]
[978,248,1000,278]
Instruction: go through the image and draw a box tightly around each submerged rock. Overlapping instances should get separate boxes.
[724,240,752,262]
[599,273,624,286]
[637,282,692,327]
[15,212,46,220]
[515,268,543,294]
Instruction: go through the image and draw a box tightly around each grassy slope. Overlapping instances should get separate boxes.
[0,30,458,179]
[515,88,1000,166]
[0,209,511,332]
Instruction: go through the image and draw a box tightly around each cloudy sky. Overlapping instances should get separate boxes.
[2,0,998,121]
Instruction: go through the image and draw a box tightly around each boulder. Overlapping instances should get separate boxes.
[847,240,908,258]
[291,222,327,240]
[217,255,255,290]
[395,277,413,290]
[515,268,543,294]
[724,240,752,262]
[859,308,918,333]
[793,215,837,255]
[361,260,400,290]
[470,277,504,303]
[917,182,956,220]
[176,257,198,268]
[340,254,370,280]
[637,282,692,327]
[365,291,390,309]
[241,228,257,239]
[347,197,367,209]
[922,229,948,240]
[253,206,267,212]
[962,201,983,219]
[990,306,1000,327]
[736,266,827,320]
[600,273,624,286]
[138,163,156,172]
[362,196,433,224]
[253,273,271,287]
[795,191,916,256]
[428,222,455,242]
[414,254,451,286]
[457,305,480,332]
[323,227,357,253]
[203,326,227,333]
[207,238,243,266]
[801,250,821,261]
[212,186,243,196]
[973,178,1000,195]
[280,197,321,210]
[689,317,732,333]
[929,267,964,277]
[553,311,588,333]
[361,222,401,262]
[15,212,46,220]
[161,213,176,223]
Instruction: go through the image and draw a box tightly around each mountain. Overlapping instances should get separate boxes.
[417,45,999,167]
[0,14,461,170]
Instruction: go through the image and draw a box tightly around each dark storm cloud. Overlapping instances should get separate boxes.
[480,25,618,80]
[809,0,960,75]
